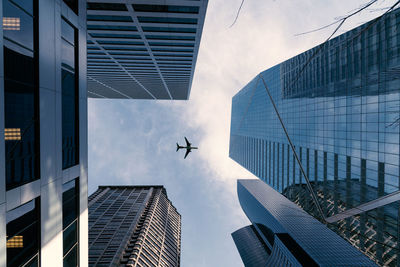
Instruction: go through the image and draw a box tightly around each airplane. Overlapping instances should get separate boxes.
[176,137,198,159]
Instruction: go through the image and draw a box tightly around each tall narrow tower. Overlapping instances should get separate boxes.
[88,185,181,266]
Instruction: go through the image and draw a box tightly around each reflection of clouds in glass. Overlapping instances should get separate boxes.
[5,128,21,140]
[3,17,20,30]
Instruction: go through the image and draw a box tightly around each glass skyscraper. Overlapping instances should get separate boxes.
[88,185,181,266]
[230,8,400,266]
[232,179,376,266]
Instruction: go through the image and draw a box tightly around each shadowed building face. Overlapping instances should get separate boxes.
[229,7,400,266]
[232,180,377,266]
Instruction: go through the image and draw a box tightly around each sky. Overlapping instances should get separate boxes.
[87,1,399,266]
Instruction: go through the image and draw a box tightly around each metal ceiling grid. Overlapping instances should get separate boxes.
[86,0,208,100]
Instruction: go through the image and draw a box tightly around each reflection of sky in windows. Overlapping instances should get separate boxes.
[230,8,400,199]
[3,0,38,189]
[3,0,33,51]
[6,199,35,224]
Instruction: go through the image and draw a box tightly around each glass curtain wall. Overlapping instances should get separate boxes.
[6,199,40,267]
[63,0,78,14]
[3,0,39,190]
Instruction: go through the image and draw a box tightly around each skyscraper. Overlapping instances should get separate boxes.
[0,0,88,266]
[230,8,400,266]
[86,0,209,100]
[88,185,181,266]
[232,179,376,266]
[231,225,270,267]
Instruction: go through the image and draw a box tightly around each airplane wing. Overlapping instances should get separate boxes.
[184,137,191,147]
[184,148,191,159]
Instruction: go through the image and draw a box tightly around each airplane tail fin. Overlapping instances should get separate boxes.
[176,143,180,152]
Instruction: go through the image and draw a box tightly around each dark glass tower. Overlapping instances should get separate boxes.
[230,8,400,266]
[232,179,376,266]
[88,185,181,267]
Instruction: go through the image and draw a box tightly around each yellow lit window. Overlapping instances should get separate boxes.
[5,128,21,140]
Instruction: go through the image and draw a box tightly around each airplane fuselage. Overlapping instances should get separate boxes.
[178,146,197,150]
[177,137,197,158]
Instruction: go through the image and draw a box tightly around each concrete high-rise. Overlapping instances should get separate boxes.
[232,179,376,266]
[88,185,181,266]
[230,7,400,266]
[86,0,209,100]
[0,0,88,266]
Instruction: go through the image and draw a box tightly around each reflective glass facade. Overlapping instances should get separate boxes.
[62,19,79,170]
[0,0,88,265]
[233,180,376,266]
[6,199,40,267]
[63,179,79,267]
[230,8,400,266]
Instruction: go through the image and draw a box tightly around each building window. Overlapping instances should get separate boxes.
[3,0,39,190]
[63,0,78,14]
[63,178,79,267]
[62,19,79,169]
[6,198,40,267]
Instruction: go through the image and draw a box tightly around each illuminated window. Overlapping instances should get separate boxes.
[3,17,20,30]
[62,19,79,169]
[4,128,21,140]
